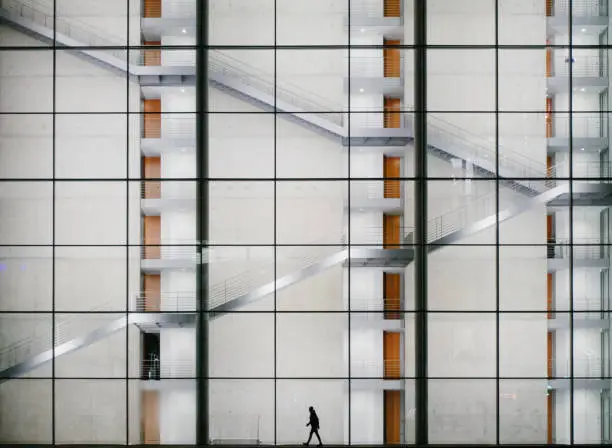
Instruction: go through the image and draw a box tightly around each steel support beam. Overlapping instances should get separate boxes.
[196,0,209,444]
[414,0,428,444]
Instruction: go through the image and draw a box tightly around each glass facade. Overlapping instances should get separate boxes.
[0,0,611,445]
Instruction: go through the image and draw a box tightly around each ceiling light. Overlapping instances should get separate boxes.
[180,88,185,93]
[182,28,187,34]
[581,148,585,151]
[581,88,585,92]
[581,28,587,32]
[359,88,364,93]
[360,28,365,33]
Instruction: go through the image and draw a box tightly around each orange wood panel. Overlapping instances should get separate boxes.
[546,0,553,17]
[384,97,401,129]
[383,331,401,379]
[384,273,401,320]
[383,214,401,248]
[547,273,553,319]
[384,390,401,444]
[547,331,554,378]
[384,0,401,18]
[383,155,401,199]
[143,0,161,18]
[384,39,401,78]
[547,214,553,240]
[143,41,161,66]
[143,157,161,199]
[143,216,161,259]
[546,97,553,138]
[143,274,161,312]
[143,99,161,139]
[141,390,160,444]
[547,390,554,443]
[546,40,552,77]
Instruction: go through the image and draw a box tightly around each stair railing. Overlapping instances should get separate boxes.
[0,300,115,370]
[3,0,567,198]
[2,0,557,189]
[208,50,343,127]
[208,238,345,311]
[1,0,132,62]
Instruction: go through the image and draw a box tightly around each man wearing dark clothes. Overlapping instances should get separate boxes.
[304,406,322,446]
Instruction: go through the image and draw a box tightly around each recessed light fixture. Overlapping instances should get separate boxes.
[581,148,585,151]
[359,88,364,93]
[360,28,365,33]
[182,28,187,34]
[581,88,585,92]
[581,28,587,32]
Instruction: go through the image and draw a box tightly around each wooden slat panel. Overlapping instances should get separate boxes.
[546,40,552,77]
[547,273,553,319]
[547,331,554,378]
[547,390,554,443]
[143,0,161,18]
[383,155,401,198]
[546,0,553,17]
[144,216,161,259]
[384,39,401,78]
[384,0,401,18]
[143,41,161,67]
[141,390,160,444]
[383,214,401,248]
[384,97,401,129]
[143,157,161,199]
[143,274,161,312]
[383,331,401,379]
[384,390,401,444]
[384,273,401,320]
[144,99,161,139]
[546,97,553,138]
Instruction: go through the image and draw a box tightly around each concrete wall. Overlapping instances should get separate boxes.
[0,19,141,444]
[403,1,548,443]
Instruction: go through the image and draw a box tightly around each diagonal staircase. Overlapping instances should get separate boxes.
[0,0,552,197]
[0,181,576,382]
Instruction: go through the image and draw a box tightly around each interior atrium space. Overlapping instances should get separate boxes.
[1,0,612,445]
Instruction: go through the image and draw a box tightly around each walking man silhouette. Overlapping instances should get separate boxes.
[304,406,322,446]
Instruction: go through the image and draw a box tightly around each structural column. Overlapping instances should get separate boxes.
[414,0,428,444]
[196,0,209,444]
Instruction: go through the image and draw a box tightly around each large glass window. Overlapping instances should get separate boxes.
[0,0,610,445]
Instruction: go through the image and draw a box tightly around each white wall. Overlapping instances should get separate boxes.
[0,20,141,444]
[207,78,346,443]
[403,2,547,438]
[555,389,602,444]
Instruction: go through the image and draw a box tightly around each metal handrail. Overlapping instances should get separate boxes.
[551,237,606,259]
[141,114,196,140]
[0,300,115,370]
[141,359,193,379]
[141,240,199,261]
[552,114,608,139]
[208,241,342,310]
[209,50,343,126]
[551,0,608,17]
[353,358,402,377]
[350,297,402,311]
[2,0,555,189]
[349,180,405,200]
[551,54,608,78]
[422,112,551,182]
[210,414,262,444]
[135,291,196,312]
[555,356,604,378]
